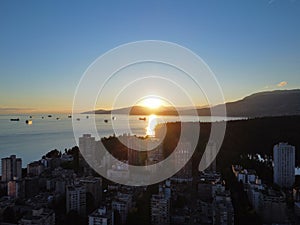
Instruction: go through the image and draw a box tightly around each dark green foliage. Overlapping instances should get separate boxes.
[45,149,61,158]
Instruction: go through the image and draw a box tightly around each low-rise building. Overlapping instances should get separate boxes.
[27,161,44,177]
[18,208,55,225]
[88,206,114,225]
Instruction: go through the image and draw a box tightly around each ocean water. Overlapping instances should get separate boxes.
[0,114,241,167]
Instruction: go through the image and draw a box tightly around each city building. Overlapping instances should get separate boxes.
[260,189,289,224]
[151,184,170,225]
[198,172,222,202]
[295,202,300,217]
[146,139,164,164]
[79,176,102,207]
[66,184,86,216]
[88,206,114,225]
[112,192,132,225]
[61,153,74,162]
[293,186,300,202]
[7,178,25,198]
[145,138,164,176]
[79,134,96,157]
[212,189,234,225]
[107,161,129,182]
[171,142,193,183]
[1,155,22,182]
[246,182,264,213]
[273,142,295,188]
[232,166,257,184]
[54,178,66,194]
[27,161,44,176]
[118,135,146,166]
[18,208,55,225]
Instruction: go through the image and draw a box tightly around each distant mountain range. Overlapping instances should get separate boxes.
[85,89,300,118]
[222,89,300,117]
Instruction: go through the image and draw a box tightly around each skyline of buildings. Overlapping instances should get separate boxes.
[0,137,298,224]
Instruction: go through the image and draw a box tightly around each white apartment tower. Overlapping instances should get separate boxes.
[273,142,295,188]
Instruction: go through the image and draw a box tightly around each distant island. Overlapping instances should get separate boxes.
[84,89,300,118]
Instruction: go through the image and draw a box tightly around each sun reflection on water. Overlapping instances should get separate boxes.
[146,114,158,136]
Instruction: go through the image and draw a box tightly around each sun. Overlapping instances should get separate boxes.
[140,97,163,109]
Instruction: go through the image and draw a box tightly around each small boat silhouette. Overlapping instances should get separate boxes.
[104,119,108,123]
[139,117,146,121]
[26,120,32,125]
[10,118,20,121]
[48,115,52,118]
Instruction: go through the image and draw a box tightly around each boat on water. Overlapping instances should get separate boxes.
[68,115,72,118]
[48,115,52,118]
[86,116,89,119]
[10,118,20,121]
[104,119,108,123]
[25,120,32,125]
[139,117,146,121]
[56,117,60,120]
[112,116,116,120]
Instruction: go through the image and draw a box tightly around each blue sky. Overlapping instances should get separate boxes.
[0,0,299,113]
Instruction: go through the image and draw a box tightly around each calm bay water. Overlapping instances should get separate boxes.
[0,114,242,167]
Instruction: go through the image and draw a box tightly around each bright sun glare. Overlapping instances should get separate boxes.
[141,97,163,109]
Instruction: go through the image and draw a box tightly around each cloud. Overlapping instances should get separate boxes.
[0,107,36,114]
[268,0,275,4]
[0,107,35,111]
[277,81,288,87]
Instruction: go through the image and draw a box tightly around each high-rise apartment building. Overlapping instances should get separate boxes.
[66,184,86,216]
[1,155,22,182]
[273,142,295,188]
[79,134,96,156]
[151,184,170,225]
[112,192,132,225]
[79,176,102,207]
[171,142,193,183]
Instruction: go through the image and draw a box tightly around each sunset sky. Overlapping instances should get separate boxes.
[0,0,299,113]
